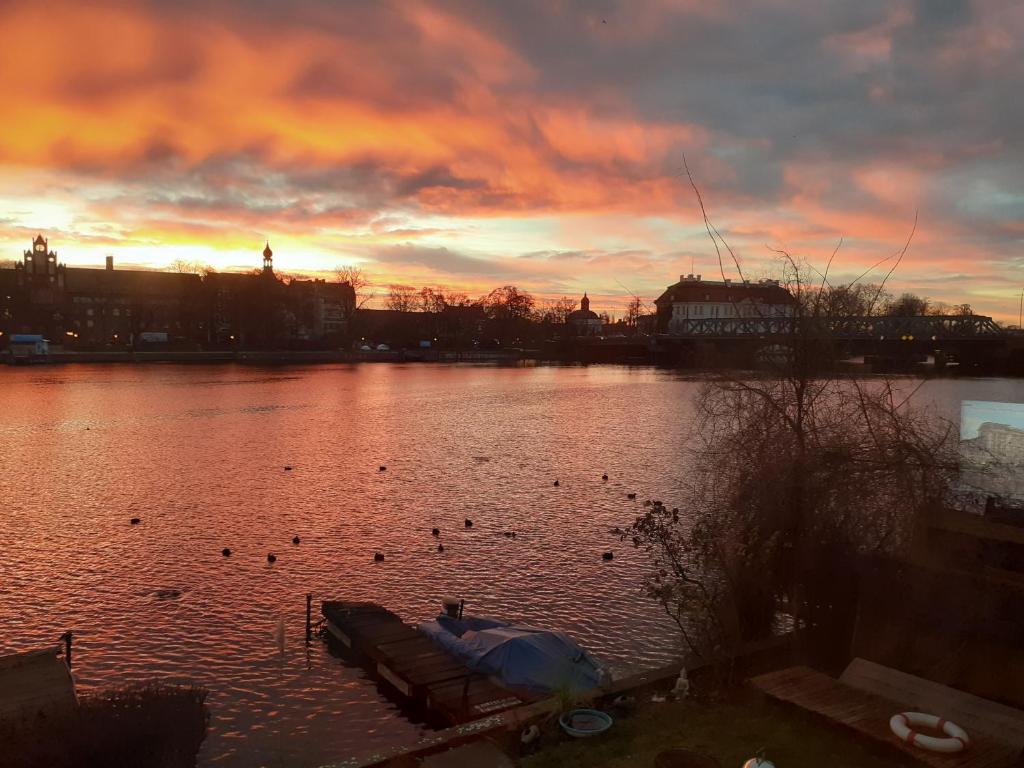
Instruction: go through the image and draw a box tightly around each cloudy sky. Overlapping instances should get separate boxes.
[1,0,1021,318]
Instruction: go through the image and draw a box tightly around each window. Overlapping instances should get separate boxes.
[112,308,120,317]
[86,308,93,316]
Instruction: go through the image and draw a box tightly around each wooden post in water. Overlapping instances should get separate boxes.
[306,593,312,643]
[62,630,72,670]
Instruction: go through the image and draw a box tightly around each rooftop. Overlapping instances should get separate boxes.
[655,274,796,306]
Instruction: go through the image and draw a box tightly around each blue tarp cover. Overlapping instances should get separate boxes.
[420,615,608,694]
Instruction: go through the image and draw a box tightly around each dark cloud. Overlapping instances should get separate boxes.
[365,244,509,278]
[3,0,1023,316]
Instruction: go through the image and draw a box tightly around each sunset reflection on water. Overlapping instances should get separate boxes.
[0,363,695,766]
[1,363,1013,766]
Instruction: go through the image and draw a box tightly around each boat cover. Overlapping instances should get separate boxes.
[419,615,609,693]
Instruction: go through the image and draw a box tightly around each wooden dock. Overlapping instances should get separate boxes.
[0,647,77,721]
[751,660,1024,768]
[321,601,535,725]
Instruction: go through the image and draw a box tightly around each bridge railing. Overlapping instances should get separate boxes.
[663,315,1004,340]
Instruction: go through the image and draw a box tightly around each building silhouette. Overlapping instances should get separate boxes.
[0,236,354,348]
[654,274,796,334]
[566,293,602,336]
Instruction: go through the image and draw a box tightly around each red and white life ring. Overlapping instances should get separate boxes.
[889,712,969,753]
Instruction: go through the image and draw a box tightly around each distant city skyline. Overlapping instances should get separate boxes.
[1,2,1022,319]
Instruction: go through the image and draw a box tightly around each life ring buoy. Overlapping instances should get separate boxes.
[889,712,969,753]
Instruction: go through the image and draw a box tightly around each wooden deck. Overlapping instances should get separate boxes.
[321,601,533,725]
[0,647,77,721]
[751,662,1024,768]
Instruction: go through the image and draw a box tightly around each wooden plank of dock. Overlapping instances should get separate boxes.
[0,647,77,721]
[321,601,533,725]
[751,665,1023,768]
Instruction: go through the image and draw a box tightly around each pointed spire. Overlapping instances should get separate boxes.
[262,241,274,274]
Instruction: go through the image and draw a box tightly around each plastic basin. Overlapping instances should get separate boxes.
[558,708,613,737]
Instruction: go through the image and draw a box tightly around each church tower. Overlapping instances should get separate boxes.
[262,242,274,275]
[581,292,590,312]
[18,234,65,291]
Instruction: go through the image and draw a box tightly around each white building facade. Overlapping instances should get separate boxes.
[655,274,797,335]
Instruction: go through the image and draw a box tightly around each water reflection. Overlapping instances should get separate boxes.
[0,364,1013,766]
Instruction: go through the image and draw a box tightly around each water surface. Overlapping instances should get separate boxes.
[0,364,1017,766]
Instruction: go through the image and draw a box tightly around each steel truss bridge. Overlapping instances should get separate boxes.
[663,314,1005,341]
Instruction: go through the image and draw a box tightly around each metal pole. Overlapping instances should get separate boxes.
[306,593,312,642]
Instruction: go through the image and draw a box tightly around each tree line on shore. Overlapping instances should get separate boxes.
[110,257,982,324]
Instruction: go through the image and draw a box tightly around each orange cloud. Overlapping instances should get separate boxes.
[0,0,1020,321]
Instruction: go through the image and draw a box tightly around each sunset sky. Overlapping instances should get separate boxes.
[0,0,1021,318]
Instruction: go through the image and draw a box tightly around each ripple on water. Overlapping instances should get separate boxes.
[0,364,998,766]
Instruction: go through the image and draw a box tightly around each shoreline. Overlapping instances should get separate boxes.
[2,349,527,366]
[2,348,1021,377]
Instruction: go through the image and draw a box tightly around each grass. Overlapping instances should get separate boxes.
[0,682,209,768]
[521,692,910,768]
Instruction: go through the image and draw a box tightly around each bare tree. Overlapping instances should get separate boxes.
[481,285,536,321]
[335,265,373,311]
[539,296,577,325]
[886,292,930,316]
[624,295,649,331]
[626,161,954,670]
[443,291,472,308]
[169,259,208,275]
[480,285,536,346]
[419,287,447,313]
[386,284,418,312]
[819,282,889,317]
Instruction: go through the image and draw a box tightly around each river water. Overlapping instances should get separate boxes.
[0,364,1019,766]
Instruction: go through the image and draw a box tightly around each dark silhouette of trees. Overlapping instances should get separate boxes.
[818,282,889,317]
[886,292,930,316]
[625,295,649,332]
[385,284,418,312]
[539,296,576,325]
[335,265,372,313]
[481,285,535,321]
[626,162,955,671]
[481,285,536,346]
[168,259,208,275]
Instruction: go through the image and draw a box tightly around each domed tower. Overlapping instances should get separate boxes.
[581,292,591,313]
[262,241,273,275]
